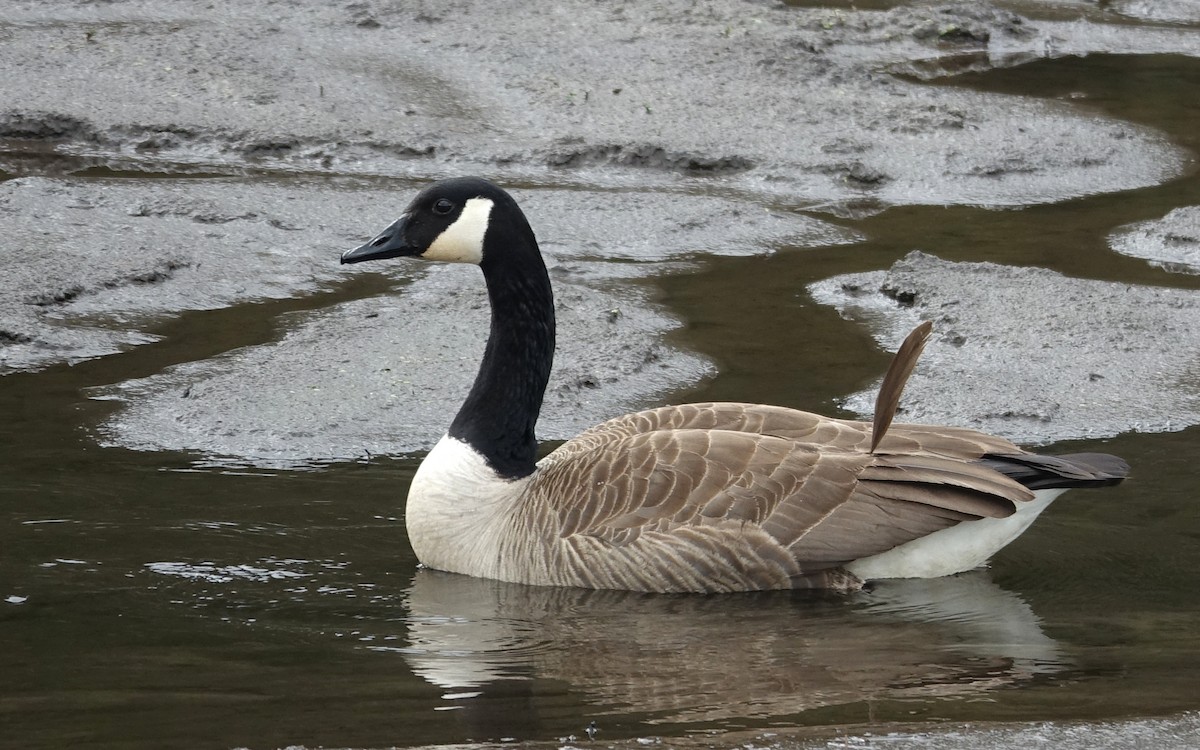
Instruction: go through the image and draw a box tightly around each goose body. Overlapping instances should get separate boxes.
[341,177,1128,593]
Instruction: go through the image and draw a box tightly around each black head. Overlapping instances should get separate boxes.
[341,177,529,266]
[342,177,554,479]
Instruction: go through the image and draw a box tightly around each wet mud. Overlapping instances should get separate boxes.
[2,0,1196,458]
[810,250,1200,444]
[1110,205,1200,274]
[443,712,1200,750]
[65,183,842,462]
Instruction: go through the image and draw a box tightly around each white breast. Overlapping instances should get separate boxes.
[405,435,527,578]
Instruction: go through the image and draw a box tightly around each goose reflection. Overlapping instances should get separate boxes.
[390,570,1064,724]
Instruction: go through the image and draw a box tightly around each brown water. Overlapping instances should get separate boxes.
[3,54,1200,749]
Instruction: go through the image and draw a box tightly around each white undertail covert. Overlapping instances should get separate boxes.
[846,488,1066,580]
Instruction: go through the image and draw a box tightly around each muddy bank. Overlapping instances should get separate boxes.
[84,184,846,464]
[1,176,843,376]
[1103,0,1200,25]
[761,712,1200,750]
[0,176,366,372]
[90,266,711,465]
[455,712,1200,750]
[1,0,1194,464]
[679,712,1200,750]
[810,251,1200,444]
[1110,205,1200,274]
[1,1,1190,205]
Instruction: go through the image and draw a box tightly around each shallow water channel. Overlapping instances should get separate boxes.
[3,53,1200,749]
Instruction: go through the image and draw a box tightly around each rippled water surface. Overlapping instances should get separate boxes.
[3,54,1200,749]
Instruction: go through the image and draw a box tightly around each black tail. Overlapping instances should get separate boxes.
[979,452,1130,491]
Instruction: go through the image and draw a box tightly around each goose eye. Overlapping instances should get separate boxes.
[432,198,455,216]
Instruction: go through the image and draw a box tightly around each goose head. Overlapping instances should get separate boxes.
[341,177,536,268]
[341,177,555,480]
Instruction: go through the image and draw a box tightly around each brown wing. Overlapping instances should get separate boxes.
[540,401,1026,467]
[524,427,1032,592]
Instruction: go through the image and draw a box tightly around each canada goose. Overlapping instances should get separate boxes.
[341,177,1128,593]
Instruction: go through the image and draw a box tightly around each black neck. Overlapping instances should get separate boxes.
[447,212,555,479]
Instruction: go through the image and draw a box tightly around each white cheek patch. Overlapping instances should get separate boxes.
[423,197,493,264]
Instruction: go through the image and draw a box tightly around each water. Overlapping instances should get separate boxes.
[3,54,1200,749]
